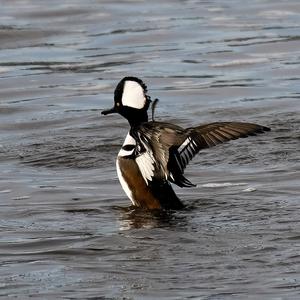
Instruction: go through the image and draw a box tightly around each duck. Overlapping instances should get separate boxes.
[102,76,270,210]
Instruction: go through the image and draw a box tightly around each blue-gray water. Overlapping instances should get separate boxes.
[0,0,300,299]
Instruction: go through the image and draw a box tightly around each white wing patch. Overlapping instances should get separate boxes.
[135,150,155,185]
[178,137,198,166]
[178,137,191,152]
[122,80,146,109]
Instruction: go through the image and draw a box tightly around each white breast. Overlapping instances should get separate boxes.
[117,131,155,190]
[116,132,137,205]
[118,132,136,157]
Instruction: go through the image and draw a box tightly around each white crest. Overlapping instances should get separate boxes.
[121,80,146,109]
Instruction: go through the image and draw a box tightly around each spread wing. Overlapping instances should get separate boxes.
[133,121,270,188]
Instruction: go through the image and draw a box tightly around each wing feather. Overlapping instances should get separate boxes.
[135,150,155,184]
[176,122,270,171]
[133,121,270,188]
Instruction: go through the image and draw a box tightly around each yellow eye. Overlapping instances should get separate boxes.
[116,102,120,107]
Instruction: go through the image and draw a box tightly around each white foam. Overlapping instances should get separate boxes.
[0,67,11,73]
[0,189,11,194]
[242,187,257,192]
[207,7,224,13]
[202,182,247,188]
[211,58,269,68]
[65,83,110,91]
[12,196,30,200]
[259,10,297,19]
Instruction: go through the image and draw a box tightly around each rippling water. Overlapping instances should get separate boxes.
[0,0,300,298]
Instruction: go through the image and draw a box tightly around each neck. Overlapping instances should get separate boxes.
[128,110,148,127]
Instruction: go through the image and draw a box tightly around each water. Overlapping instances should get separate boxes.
[0,0,300,298]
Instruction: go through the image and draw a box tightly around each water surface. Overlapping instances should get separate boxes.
[0,0,300,299]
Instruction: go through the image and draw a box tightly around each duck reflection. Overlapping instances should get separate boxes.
[115,205,190,230]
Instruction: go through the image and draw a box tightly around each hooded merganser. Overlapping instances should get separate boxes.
[102,77,270,210]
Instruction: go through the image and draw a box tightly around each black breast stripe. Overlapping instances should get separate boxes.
[122,144,135,151]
